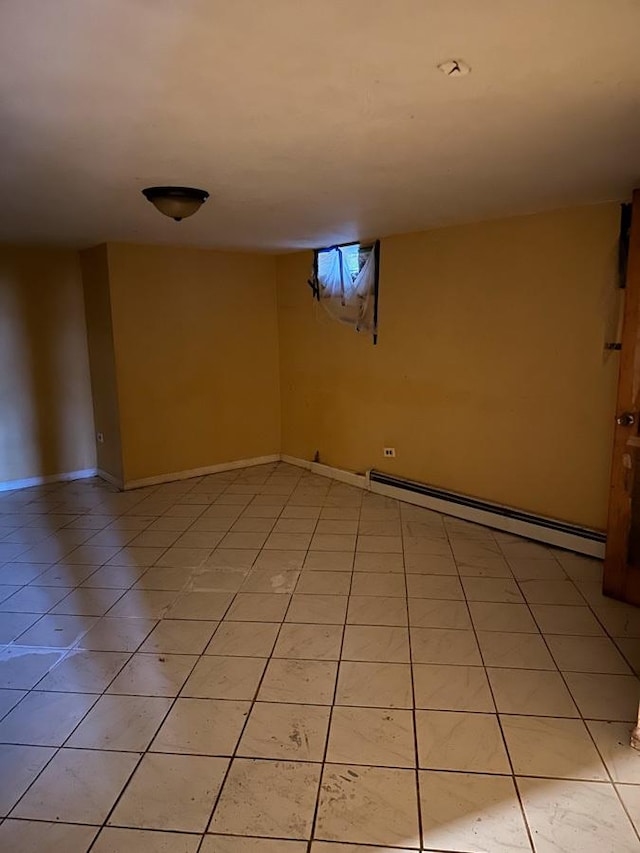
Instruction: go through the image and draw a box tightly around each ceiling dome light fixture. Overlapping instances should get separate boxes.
[141,186,209,221]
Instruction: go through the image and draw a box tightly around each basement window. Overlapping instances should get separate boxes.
[308,240,380,344]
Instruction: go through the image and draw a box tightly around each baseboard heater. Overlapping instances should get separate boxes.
[368,469,606,559]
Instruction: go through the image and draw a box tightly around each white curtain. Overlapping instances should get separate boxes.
[314,243,378,338]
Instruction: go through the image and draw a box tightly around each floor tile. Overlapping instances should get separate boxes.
[75,617,157,651]
[488,668,579,716]
[140,619,217,654]
[50,587,125,616]
[286,593,348,624]
[616,784,640,836]
[406,574,463,600]
[616,631,640,664]
[350,572,406,597]
[109,752,228,832]
[0,689,96,745]
[311,533,357,552]
[0,687,27,719]
[586,720,640,783]
[404,553,457,575]
[295,571,351,595]
[273,517,317,533]
[0,612,41,644]
[181,655,265,700]
[12,747,138,823]
[530,604,605,635]
[335,661,412,708]
[67,694,172,750]
[509,557,568,580]
[469,601,539,633]
[416,710,510,774]
[264,532,312,550]
[238,701,330,761]
[456,555,513,577]
[210,757,321,839]
[151,697,250,755]
[0,585,73,613]
[420,770,531,852]
[93,827,200,852]
[462,577,523,603]
[35,649,130,692]
[342,624,410,662]
[563,672,640,721]
[204,837,306,853]
[258,658,337,704]
[14,613,97,648]
[165,590,233,620]
[501,715,608,780]
[354,552,404,572]
[205,620,279,656]
[518,776,639,853]
[347,596,408,626]
[477,630,556,669]
[273,623,343,660]
[304,551,354,571]
[4,466,638,853]
[591,601,640,638]
[413,663,495,711]
[326,706,415,767]
[225,592,290,621]
[81,564,148,588]
[108,590,178,619]
[108,652,197,697]
[316,763,420,847]
[546,634,632,674]
[0,744,56,814]
[219,531,269,549]
[405,536,452,556]
[0,820,98,853]
[407,598,471,629]
[519,579,586,605]
[241,569,299,593]
[133,567,191,590]
[411,627,481,665]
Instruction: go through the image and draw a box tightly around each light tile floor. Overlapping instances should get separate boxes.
[0,462,640,851]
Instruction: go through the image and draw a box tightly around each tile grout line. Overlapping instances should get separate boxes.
[455,528,538,852]
[304,496,359,852]
[195,464,321,851]
[505,552,640,846]
[400,500,426,852]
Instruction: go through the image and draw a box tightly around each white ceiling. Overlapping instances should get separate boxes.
[2,0,640,251]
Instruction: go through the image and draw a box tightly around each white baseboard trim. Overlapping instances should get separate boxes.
[97,469,124,489]
[369,479,605,559]
[280,455,370,490]
[0,467,98,494]
[122,454,281,490]
[281,455,604,558]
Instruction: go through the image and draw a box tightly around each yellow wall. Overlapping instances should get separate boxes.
[80,245,124,484]
[106,243,280,483]
[277,204,621,529]
[0,246,95,483]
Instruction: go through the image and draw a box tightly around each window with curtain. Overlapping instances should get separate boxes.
[308,240,380,343]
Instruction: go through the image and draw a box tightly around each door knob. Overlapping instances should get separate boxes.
[616,412,636,426]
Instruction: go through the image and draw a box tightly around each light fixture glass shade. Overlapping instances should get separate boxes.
[142,186,209,221]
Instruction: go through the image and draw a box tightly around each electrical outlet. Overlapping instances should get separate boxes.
[96,432,104,444]
[383,447,396,458]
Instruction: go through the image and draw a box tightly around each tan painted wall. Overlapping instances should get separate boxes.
[0,246,95,483]
[277,204,621,529]
[80,245,124,484]
[106,243,280,483]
